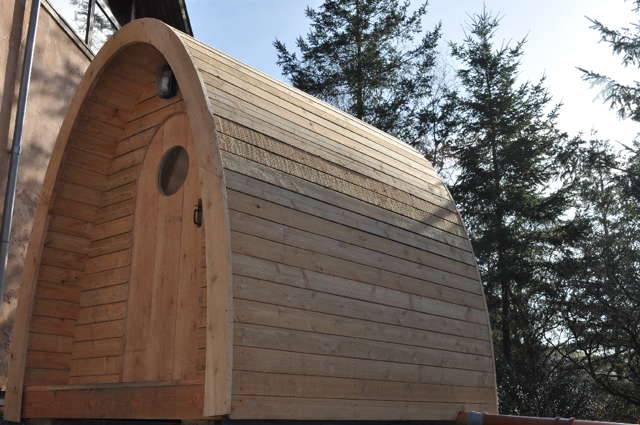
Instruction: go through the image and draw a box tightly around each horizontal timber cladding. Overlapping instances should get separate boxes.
[8,20,496,422]
[183,31,497,419]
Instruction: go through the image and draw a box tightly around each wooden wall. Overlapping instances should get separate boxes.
[181,35,498,420]
[0,2,91,387]
[22,44,191,388]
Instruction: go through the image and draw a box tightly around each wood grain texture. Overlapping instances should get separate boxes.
[10,19,495,422]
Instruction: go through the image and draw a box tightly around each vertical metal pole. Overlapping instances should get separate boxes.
[0,0,41,302]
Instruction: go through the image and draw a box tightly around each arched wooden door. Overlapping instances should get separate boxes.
[123,113,203,383]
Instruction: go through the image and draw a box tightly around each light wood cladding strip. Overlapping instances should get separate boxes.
[230,211,479,294]
[77,302,127,325]
[68,374,120,385]
[186,41,435,173]
[74,320,125,342]
[38,265,81,285]
[77,266,130,291]
[50,199,98,222]
[48,216,91,239]
[33,299,79,320]
[24,369,68,386]
[230,395,493,420]
[234,298,490,356]
[235,323,493,372]
[44,232,89,255]
[100,182,136,207]
[72,338,123,359]
[70,356,122,377]
[84,250,131,274]
[233,371,495,403]
[216,116,457,218]
[59,166,106,191]
[115,127,155,156]
[234,279,488,342]
[30,316,75,337]
[212,98,452,209]
[40,247,86,272]
[188,45,438,181]
[223,152,472,252]
[226,171,475,265]
[79,284,128,307]
[232,253,484,311]
[26,351,71,370]
[94,202,135,225]
[234,346,495,388]
[89,233,132,258]
[91,215,133,241]
[229,189,476,278]
[28,334,73,354]
[218,132,463,234]
[121,100,184,139]
[36,281,80,302]
[65,147,111,175]
[231,233,482,315]
[110,147,147,174]
[209,91,445,198]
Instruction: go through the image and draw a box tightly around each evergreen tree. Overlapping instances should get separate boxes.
[557,140,640,412]
[580,0,640,124]
[274,0,447,162]
[449,10,577,415]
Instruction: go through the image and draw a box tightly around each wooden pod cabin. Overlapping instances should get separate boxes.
[6,19,497,423]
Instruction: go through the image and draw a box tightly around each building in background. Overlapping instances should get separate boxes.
[0,0,191,389]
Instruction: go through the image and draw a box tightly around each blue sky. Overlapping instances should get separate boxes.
[186,0,639,144]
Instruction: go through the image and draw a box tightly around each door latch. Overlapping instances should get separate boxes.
[193,198,203,227]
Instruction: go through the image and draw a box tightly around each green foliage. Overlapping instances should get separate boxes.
[579,0,640,123]
[274,0,446,157]
[448,9,583,416]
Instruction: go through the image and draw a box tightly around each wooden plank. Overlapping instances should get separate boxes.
[72,338,123,359]
[84,250,131,274]
[44,231,89,254]
[79,284,128,307]
[60,165,106,191]
[28,334,73,354]
[217,121,457,218]
[101,182,136,207]
[187,42,435,174]
[115,126,154,156]
[231,233,483,314]
[48,215,91,239]
[36,281,80,302]
[27,351,71,371]
[24,368,69,386]
[232,371,496,403]
[235,323,493,372]
[65,147,111,175]
[75,320,125,342]
[110,147,147,174]
[22,384,204,419]
[234,346,494,388]
[229,190,477,278]
[30,316,75,337]
[226,171,475,265]
[69,374,120,384]
[222,152,471,252]
[40,247,86,271]
[50,198,97,222]
[70,356,122,376]
[33,299,79,320]
[230,395,493,420]
[77,266,130,291]
[234,298,491,355]
[220,137,466,237]
[94,201,135,225]
[232,253,485,313]
[92,215,133,244]
[89,233,132,258]
[77,302,127,324]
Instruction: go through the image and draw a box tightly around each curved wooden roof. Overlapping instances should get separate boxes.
[7,19,497,422]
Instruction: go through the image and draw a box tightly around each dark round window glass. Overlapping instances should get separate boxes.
[158,146,189,196]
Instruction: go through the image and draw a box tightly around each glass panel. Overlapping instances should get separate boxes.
[89,3,117,53]
[158,146,189,196]
[48,0,88,41]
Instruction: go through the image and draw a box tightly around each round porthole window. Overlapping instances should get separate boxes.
[158,146,189,196]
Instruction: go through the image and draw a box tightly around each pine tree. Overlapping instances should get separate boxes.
[449,9,577,415]
[274,0,447,162]
[580,0,640,123]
